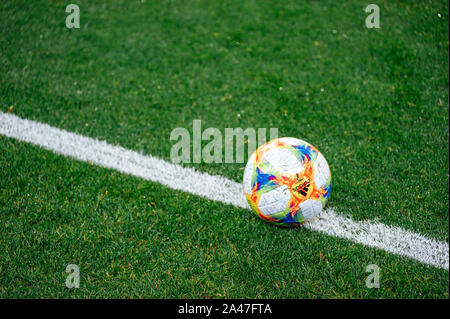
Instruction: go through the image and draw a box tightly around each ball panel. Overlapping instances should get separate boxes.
[258,185,291,216]
[299,199,323,220]
[313,152,331,188]
[263,147,304,175]
[243,152,255,194]
[278,137,310,147]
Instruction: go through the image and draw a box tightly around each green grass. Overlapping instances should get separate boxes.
[0,0,448,298]
[1,138,448,298]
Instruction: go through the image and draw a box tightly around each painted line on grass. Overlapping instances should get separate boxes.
[1,112,448,270]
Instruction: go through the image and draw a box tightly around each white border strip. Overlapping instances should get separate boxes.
[1,112,448,270]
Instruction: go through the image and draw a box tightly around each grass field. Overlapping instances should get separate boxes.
[0,0,448,298]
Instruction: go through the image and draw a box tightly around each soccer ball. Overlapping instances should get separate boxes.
[243,137,331,226]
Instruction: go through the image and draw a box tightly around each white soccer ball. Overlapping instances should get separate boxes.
[243,137,331,226]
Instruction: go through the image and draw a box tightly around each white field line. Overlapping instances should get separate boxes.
[0,112,448,270]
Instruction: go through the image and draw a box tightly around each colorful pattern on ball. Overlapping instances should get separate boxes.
[243,137,331,226]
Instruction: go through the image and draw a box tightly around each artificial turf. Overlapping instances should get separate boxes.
[0,0,448,298]
[0,137,448,298]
